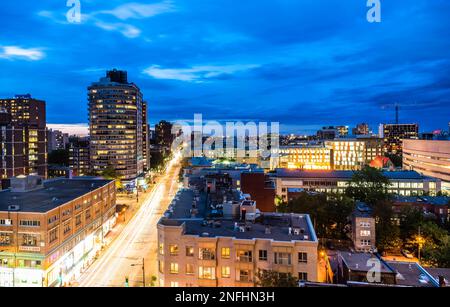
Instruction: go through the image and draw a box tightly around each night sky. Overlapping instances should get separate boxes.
[1,0,449,135]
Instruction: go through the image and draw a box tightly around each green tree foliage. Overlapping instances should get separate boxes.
[256,270,298,287]
[101,167,119,180]
[384,153,402,168]
[278,192,354,239]
[373,200,402,252]
[345,166,391,206]
[345,167,402,252]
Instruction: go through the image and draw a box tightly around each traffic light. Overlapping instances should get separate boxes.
[125,277,129,287]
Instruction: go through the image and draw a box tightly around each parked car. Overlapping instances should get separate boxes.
[402,249,414,259]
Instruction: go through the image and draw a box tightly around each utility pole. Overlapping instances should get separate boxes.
[131,258,145,287]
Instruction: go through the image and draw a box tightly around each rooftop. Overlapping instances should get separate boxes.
[0,178,113,213]
[275,169,434,180]
[386,261,439,287]
[392,195,450,206]
[339,252,393,274]
[160,188,317,242]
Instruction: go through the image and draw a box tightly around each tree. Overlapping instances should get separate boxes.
[101,167,119,180]
[345,166,391,206]
[373,200,402,252]
[399,206,425,241]
[384,153,402,168]
[278,192,354,239]
[256,270,298,287]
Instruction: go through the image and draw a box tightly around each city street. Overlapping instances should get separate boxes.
[77,155,182,287]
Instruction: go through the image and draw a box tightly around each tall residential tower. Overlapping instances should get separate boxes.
[0,94,47,179]
[88,70,145,181]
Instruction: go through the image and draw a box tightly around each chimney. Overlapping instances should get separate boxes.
[241,208,247,221]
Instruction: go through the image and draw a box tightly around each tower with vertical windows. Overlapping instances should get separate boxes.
[88,70,145,181]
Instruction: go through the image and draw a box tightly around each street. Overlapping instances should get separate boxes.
[77,155,182,287]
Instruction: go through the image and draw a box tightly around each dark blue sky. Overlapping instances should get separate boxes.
[1,0,449,134]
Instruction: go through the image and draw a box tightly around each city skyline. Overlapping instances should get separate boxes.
[1,0,450,135]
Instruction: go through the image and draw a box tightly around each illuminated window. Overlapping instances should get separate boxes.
[221,247,230,259]
[186,263,194,275]
[170,262,179,274]
[198,267,215,280]
[221,266,231,278]
[159,243,164,255]
[169,244,179,256]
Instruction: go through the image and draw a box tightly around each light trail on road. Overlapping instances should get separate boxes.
[78,155,181,287]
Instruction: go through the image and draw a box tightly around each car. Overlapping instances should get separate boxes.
[402,249,414,259]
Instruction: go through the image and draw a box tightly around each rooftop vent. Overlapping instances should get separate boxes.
[8,205,20,211]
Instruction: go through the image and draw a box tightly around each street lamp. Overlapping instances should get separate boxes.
[131,258,145,287]
[416,226,426,263]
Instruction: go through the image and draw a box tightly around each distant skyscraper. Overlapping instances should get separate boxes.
[47,128,69,152]
[88,69,144,181]
[352,123,370,136]
[0,94,47,179]
[155,120,175,150]
[381,123,419,154]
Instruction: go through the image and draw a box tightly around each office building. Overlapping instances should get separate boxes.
[88,69,144,181]
[157,178,318,287]
[270,138,383,171]
[380,124,419,154]
[155,120,174,150]
[317,127,338,140]
[47,129,69,152]
[403,139,450,193]
[68,136,90,177]
[0,95,47,179]
[352,123,370,136]
[142,101,150,172]
[274,169,441,202]
[0,175,116,287]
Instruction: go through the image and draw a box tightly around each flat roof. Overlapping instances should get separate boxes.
[160,189,316,242]
[275,169,432,180]
[0,178,113,213]
[386,261,438,287]
[339,252,394,274]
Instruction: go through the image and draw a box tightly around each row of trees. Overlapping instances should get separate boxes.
[277,166,450,267]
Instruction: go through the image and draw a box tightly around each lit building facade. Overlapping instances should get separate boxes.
[270,138,383,171]
[380,123,419,154]
[142,101,150,172]
[274,169,441,202]
[88,70,144,181]
[68,136,90,176]
[0,95,47,179]
[47,129,69,152]
[271,145,332,170]
[157,189,318,287]
[403,139,450,193]
[0,175,116,287]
